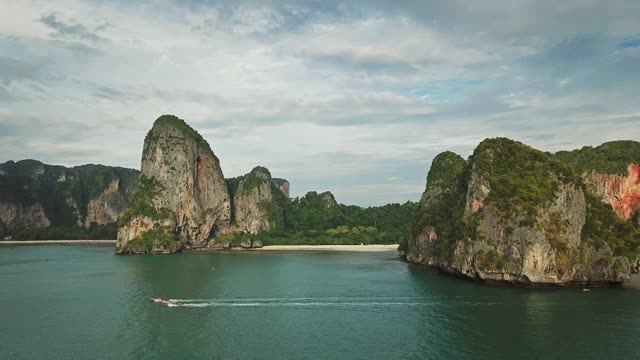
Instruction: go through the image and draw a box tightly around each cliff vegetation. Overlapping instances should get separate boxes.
[555,140,640,175]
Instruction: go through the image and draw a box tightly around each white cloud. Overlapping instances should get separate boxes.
[0,0,639,205]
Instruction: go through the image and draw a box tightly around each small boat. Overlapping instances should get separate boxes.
[149,297,183,306]
[582,288,591,292]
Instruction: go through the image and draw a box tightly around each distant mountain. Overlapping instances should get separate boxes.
[0,160,139,239]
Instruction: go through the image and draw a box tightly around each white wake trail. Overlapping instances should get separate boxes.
[169,296,426,303]
[166,300,502,308]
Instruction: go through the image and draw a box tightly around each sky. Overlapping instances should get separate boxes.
[1,0,639,206]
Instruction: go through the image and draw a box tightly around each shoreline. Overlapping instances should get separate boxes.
[0,241,398,252]
[254,244,398,252]
[404,258,640,288]
[0,240,117,245]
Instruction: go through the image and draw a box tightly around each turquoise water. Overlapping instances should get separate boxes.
[2,246,640,360]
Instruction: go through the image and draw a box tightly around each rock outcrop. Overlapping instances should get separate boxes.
[85,178,134,227]
[116,115,231,254]
[0,202,50,231]
[271,178,290,198]
[555,140,640,224]
[0,160,138,237]
[224,166,286,236]
[583,165,640,221]
[320,191,338,208]
[407,138,640,286]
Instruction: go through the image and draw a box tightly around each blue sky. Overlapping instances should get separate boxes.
[1,0,639,205]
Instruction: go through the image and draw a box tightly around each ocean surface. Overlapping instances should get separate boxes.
[2,245,640,360]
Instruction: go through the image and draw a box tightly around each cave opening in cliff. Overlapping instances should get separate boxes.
[207,226,217,240]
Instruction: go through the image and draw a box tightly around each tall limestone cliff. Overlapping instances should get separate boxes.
[0,160,138,238]
[407,138,640,286]
[555,141,640,226]
[224,167,286,236]
[116,115,231,254]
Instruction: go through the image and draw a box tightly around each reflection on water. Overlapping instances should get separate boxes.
[2,246,640,360]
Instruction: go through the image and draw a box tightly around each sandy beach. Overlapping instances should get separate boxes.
[256,244,398,252]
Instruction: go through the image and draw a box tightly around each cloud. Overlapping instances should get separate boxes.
[617,37,640,50]
[0,0,638,205]
[310,51,418,76]
[92,86,125,100]
[38,13,106,42]
[227,6,285,34]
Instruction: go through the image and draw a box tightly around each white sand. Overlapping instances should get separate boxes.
[255,244,398,252]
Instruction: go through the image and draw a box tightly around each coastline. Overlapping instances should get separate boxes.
[0,241,398,252]
[0,240,117,245]
[255,244,398,252]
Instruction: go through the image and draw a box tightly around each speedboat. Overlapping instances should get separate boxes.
[149,297,183,306]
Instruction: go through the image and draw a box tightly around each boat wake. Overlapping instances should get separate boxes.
[162,297,501,308]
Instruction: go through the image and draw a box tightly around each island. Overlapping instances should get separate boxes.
[403,138,640,286]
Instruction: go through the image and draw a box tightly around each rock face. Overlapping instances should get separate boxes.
[85,178,133,227]
[116,115,231,254]
[0,202,50,230]
[271,178,290,198]
[555,140,640,224]
[407,138,640,286]
[582,165,640,222]
[0,160,138,237]
[225,167,286,235]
